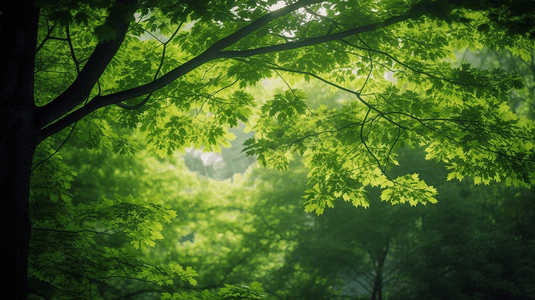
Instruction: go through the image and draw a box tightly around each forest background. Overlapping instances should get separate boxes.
[1,0,535,299]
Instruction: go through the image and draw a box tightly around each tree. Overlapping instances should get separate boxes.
[1,0,535,298]
[262,148,535,300]
[388,169,535,300]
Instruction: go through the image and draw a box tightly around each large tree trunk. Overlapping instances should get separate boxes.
[0,139,36,299]
[0,0,40,299]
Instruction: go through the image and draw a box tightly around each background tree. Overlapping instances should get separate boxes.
[387,150,535,300]
[2,0,535,298]
[261,147,535,300]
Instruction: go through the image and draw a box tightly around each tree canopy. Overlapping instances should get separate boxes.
[30,0,535,209]
[1,0,535,298]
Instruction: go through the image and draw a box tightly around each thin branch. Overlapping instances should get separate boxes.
[95,228,130,278]
[31,122,77,172]
[262,62,408,129]
[360,107,392,180]
[66,24,81,74]
[35,22,58,54]
[340,39,498,88]
[384,126,403,170]
[272,68,313,114]
[276,120,363,151]
[117,22,183,109]
[354,35,374,93]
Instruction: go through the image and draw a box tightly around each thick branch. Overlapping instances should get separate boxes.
[37,0,138,131]
[215,13,412,59]
[38,0,323,140]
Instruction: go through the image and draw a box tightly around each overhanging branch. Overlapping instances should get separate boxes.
[215,13,412,59]
[38,0,324,140]
[38,1,414,141]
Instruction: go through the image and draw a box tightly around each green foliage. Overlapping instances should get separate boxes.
[29,188,187,298]
[261,148,535,300]
[218,282,266,300]
[261,89,307,123]
[25,0,535,298]
[33,0,535,214]
[29,132,201,298]
[162,282,267,300]
[74,193,176,248]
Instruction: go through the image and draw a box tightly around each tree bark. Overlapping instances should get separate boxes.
[0,138,36,300]
[0,0,40,299]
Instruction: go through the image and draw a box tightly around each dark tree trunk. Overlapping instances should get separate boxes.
[371,237,391,300]
[0,0,40,299]
[0,138,36,300]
